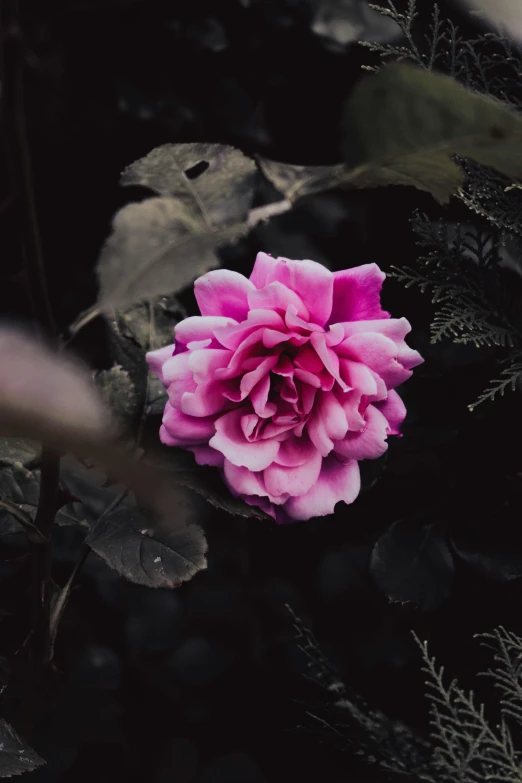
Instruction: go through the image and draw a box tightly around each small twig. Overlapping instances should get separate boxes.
[247,199,292,228]
[62,305,101,347]
[48,487,129,659]
[47,544,89,661]
[0,499,47,544]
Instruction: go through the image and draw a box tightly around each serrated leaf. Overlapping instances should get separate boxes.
[0,439,40,468]
[86,503,207,588]
[370,519,454,610]
[342,63,522,204]
[0,462,40,541]
[95,365,139,426]
[0,719,44,777]
[105,295,184,417]
[97,143,256,311]
[120,143,255,226]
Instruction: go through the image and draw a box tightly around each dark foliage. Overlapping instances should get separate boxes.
[1,1,522,782]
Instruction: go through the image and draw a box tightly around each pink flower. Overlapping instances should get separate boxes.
[146,253,423,523]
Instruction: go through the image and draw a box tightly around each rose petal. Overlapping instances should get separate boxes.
[339,318,423,370]
[307,391,348,457]
[240,355,279,397]
[329,263,389,325]
[175,316,238,349]
[146,344,174,386]
[374,389,407,435]
[189,445,225,468]
[160,353,197,407]
[334,404,390,461]
[213,309,285,351]
[339,359,377,397]
[161,404,216,445]
[283,457,361,520]
[194,269,255,321]
[188,348,231,383]
[210,407,280,470]
[223,459,268,498]
[181,380,235,417]
[264,449,322,497]
[248,281,310,321]
[250,375,277,418]
[274,434,317,466]
[310,332,349,391]
[250,253,333,326]
[338,332,412,389]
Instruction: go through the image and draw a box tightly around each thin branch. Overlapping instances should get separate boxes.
[48,487,129,660]
[63,305,101,347]
[31,447,60,666]
[3,0,56,336]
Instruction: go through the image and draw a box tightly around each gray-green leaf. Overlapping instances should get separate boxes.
[120,142,255,228]
[342,63,522,204]
[261,64,522,206]
[97,143,256,311]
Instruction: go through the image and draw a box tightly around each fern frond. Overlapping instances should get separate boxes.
[390,212,520,350]
[456,158,522,240]
[476,627,522,732]
[468,362,522,411]
[415,633,522,783]
[362,1,522,108]
[286,606,434,779]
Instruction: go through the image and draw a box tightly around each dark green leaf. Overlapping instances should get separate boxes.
[451,515,522,581]
[55,457,127,529]
[0,719,44,777]
[342,63,522,204]
[97,143,256,310]
[452,540,522,581]
[86,503,207,588]
[370,519,454,610]
[261,64,522,207]
[149,449,270,520]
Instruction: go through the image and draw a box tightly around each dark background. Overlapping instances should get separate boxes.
[3,1,522,781]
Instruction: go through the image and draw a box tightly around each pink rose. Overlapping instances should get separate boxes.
[146,253,423,523]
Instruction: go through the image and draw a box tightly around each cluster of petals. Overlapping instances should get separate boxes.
[147,252,423,523]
